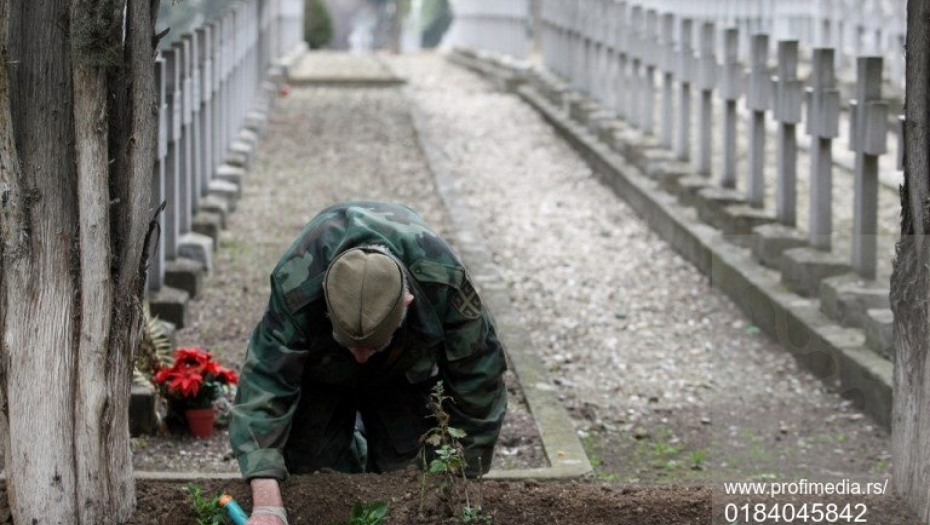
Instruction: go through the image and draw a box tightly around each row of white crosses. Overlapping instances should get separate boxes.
[149,0,300,293]
[540,1,904,105]
[539,0,894,281]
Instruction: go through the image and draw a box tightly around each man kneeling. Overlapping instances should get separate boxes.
[229,201,508,525]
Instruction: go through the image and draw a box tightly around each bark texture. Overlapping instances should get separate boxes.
[0,0,158,522]
[891,0,930,521]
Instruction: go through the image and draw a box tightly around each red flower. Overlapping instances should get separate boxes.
[154,368,173,385]
[203,360,221,377]
[216,367,239,385]
[175,347,210,367]
[153,346,238,409]
[169,370,203,398]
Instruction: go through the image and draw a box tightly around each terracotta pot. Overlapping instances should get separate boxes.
[185,407,215,438]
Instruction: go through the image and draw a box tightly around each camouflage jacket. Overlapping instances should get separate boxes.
[230,202,508,481]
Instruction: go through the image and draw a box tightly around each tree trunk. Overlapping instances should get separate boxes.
[891,0,930,521]
[0,0,158,522]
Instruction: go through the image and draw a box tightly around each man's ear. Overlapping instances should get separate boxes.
[403,292,414,306]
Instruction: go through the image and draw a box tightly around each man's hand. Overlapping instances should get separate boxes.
[246,478,288,525]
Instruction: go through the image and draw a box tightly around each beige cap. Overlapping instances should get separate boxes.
[324,247,406,349]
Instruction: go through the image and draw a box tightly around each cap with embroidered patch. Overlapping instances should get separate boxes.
[324,247,406,349]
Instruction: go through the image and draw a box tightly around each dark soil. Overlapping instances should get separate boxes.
[123,470,920,525]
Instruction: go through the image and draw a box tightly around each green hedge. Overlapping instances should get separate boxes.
[421,0,453,48]
[304,0,334,49]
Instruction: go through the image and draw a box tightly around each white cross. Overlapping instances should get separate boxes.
[805,47,840,250]
[719,27,741,189]
[849,56,888,280]
[772,40,802,227]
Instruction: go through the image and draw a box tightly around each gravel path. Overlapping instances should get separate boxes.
[135,52,894,487]
[387,53,893,484]
[133,65,543,472]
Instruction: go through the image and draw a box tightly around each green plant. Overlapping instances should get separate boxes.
[460,504,493,524]
[186,485,228,525]
[304,0,333,49]
[338,500,389,525]
[418,381,492,523]
[652,440,681,458]
[689,449,707,470]
[134,303,174,386]
[420,0,453,48]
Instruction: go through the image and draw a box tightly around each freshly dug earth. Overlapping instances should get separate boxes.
[125,472,919,525]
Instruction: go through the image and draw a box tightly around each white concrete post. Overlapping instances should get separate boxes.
[231,5,241,136]
[174,39,193,235]
[561,1,571,78]
[229,7,239,146]
[210,21,223,178]
[567,1,575,79]
[603,0,615,103]
[616,2,630,119]
[745,33,770,208]
[595,0,609,104]
[545,0,557,75]
[696,21,716,176]
[660,12,675,148]
[805,47,840,250]
[540,0,552,70]
[849,56,887,280]
[185,33,202,212]
[215,17,227,169]
[580,0,592,95]
[164,48,181,261]
[249,0,258,101]
[601,0,615,112]
[675,18,694,162]
[221,13,233,159]
[719,27,741,189]
[560,0,568,76]
[772,40,802,227]
[551,0,563,77]
[267,0,277,62]
[149,58,168,293]
[629,5,644,129]
[257,0,267,78]
[735,2,748,62]
[232,6,243,135]
[242,3,252,127]
[642,9,659,136]
[590,0,600,97]
[589,0,602,103]
[569,2,584,91]
[197,26,214,198]
[246,3,255,119]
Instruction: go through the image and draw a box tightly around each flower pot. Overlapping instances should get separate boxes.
[184,407,215,438]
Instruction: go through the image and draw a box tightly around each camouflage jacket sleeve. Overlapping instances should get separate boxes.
[439,284,508,476]
[230,275,310,481]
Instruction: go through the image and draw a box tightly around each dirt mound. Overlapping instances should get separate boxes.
[139,471,709,525]
[129,471,917,525]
